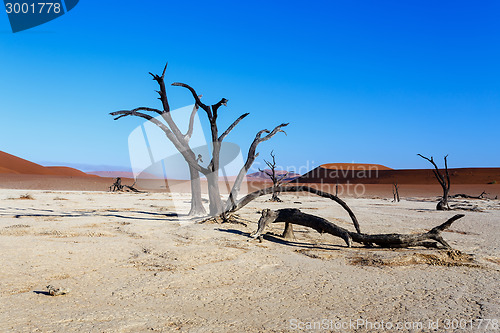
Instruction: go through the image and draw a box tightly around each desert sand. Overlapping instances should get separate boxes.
[1,188,499,332]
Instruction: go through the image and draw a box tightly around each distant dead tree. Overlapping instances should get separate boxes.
[392,182,400,202]
[418,154,450,210]
[109,177,140,192]
[258,151,289,202]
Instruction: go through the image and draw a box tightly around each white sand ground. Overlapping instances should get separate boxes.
[0,189,499,332]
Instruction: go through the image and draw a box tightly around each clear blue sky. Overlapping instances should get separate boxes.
[1,0,499,173]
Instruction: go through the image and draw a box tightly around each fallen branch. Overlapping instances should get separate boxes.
[251,208,465,249]
[109,177,141,193]
[450,191,487,200]
[226,185,361,233]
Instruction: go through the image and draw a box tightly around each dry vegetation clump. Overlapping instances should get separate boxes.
[8,194,35,200]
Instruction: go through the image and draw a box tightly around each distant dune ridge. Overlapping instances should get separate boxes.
[320,163,393,171]
[1,151,499,187]
[294,163,500,185]
[0,151,96,177]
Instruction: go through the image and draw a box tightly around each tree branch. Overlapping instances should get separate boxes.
[418,154,446,186]
[218,113,250,142]
[110,110,208,174]
[110,110,173,140]
[171,82,211,118]
[113,107,163,117]
[224,123,289,210]
[227,185,361,233]
[212,98,228,120]
[149,62,170,113]
[184,96,202,141]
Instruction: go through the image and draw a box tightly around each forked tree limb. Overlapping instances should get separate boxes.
[212,98,228,120]
[251,209,465,249]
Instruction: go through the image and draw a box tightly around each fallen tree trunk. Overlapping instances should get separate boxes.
[450,191,486,199]
[251,208,465,249]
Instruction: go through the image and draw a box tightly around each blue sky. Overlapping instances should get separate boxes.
[1,0,499,173]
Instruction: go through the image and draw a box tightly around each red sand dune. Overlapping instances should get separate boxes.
[0,151,96,177]
[1,152,499,198]
[294,163,500,185]
[321,163,393,171]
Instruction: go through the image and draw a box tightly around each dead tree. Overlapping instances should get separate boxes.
[109,177,141,192]
[111,64,287,216]
[172,81,288,215]
[109,177,123,192]
[418,154,451,210]
[258,151,289,202]
[251,208,464,249]
[111,64,206,216]
[392,182,400,202]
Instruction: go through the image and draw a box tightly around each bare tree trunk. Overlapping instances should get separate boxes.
[393,182,400,202]
[188,166,206,216]
[282,222,295,240]
[207,172,223,215]
[439,186,450,210]
[271,191,281,202]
